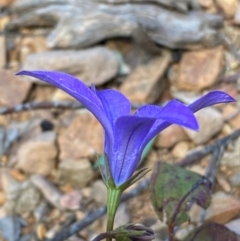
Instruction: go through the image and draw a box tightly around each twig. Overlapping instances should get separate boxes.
[199,145,224,223]
[0,101,83,114]
[177,129,240,167]
[204,146,224,185]
[0,101,142,115]
[47,179,149,241]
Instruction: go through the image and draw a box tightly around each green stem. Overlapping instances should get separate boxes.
[106,187,123,241]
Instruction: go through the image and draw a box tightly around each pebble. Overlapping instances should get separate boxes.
[171,141,191,159]
[2,172,41,216]
[229,168,240,186]
[234,4,240,24]
[222,104,240,130]
[215,0,238,18]
[0,35,5,68]
[187,165,206,176]
[114,203,131,228]
[199,0,214,8]
[16,131,57,176]
[176,46,224,91]
[216,173,231,192]
[30,175,62,209]
[175,224,195,240]
[120,54,171,104]
[225,219,240,235]
[184,107,224,144]
[52,89,76,102]
[22,47,119,86]
[58,111,103,160]
[0,192,6,206]
[221,137,240,167]
[56,159,94,189]
[155,125,189,149]
[190,191,240,224]
[59,190,82,210]
[90,180,107,206]
[0,69,31,107]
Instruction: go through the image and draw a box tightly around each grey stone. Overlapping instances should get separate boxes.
[16,131,57,176]
[229,168,240,186]
[184,107,223,144]
[22,47,119,86]
[221,137,240,167]
[2,172,41,216]
[56,159,94,189]
[90,180,107,205]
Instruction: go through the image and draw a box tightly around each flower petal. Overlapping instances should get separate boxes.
[188,90,235,112]
[109,116,156,185]
[17,70,113,138]
[135,99,199,130]
[136,91,235,152]
[96,89,131,128]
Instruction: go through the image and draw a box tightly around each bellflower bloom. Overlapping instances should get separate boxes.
[17,71,235,187]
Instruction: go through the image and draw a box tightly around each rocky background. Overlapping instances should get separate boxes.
[0,0,240,240]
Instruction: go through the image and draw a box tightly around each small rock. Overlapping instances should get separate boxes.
[58,111,103,160]
[222,104,240,130]
[187,165,206,176]
[14,181,41,216]
[56,159,94,189]
[36,223,47,240]
[172,141,191,159]
[171,91,199,104]
[190,191,240,224]
[60,190,82,210]
[228,112,240,130]
[120,54,171,104]
[0,216,25,241]
[0,0,14,7]
[19,36,48,62]
[176,46,224,91]
[216,0,238,18]
[10,169,26,182]
[52,89,76,102]
[225,219,240,235]
[16,131,57,176]
[0,192,6,206]
[155,125,189,149]
[90,180,107,205]
[216,173,231,192]
[114,203,131,229]
[234,5,240,24]
[199,0,214,8]
[22,47,119,86]
[229,168,240,186]
[2,172,41,215]
[221,124,233,136]
[0,69,31,107]
[0,36,5,68]
[184,107,224,144]
[221,137,240,167]
[222,104,238,120]
[175,224,195,240]
[31,175,62,209]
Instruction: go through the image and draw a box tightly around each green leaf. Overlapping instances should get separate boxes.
[94,155,105,169]
[150,162,211,226]
[184,222,240,241]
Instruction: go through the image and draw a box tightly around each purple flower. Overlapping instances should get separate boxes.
[17,71,235,186]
